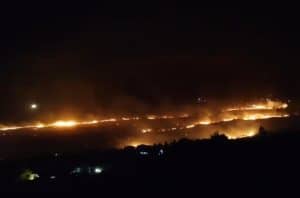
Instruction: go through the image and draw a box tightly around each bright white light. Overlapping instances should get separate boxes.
[158,149,164,156]
[29,173,39,181]
[30,103,38,109]
[52,120,77,127]
[94,167,103,174]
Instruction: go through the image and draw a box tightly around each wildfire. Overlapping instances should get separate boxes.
[186,124,195,129]
[0,126,25,131]
[147,115,156,120]
[225,99,288,112]
[147,115,184,120]
[222,118,235,122]
[198,121,212,125]
[0,98,290,143]
[0,113,188,132]
[242,113,289,121]
[51,120,78,127]
[100,118,117,123]
[226,129,258,140]
[141,128,152,133]
[128,141,150,147]
[35,123,45,128]
[0,119,100,131]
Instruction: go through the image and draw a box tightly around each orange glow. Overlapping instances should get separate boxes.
[51,120,77,127]
[35,123,45,128]
[0,99,290,143]
[186,124,195,129]
[121,117,141,121]
[127,141,150,147]
[141,128,152,133]
[225,99,288,112]
[0,126,24,131]
[198,121,211,125]
[100,118,117,123]
[162,115,175,119]
[147,115,156,120]
[180,114,190,118]
[226,129,257,140]
[242,113,289,121]
[130,142,140,147]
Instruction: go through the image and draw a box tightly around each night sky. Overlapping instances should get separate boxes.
[0,2,299,121]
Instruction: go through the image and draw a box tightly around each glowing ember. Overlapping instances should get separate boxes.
[147,115,156,120]
[100,118,117,123]
[141,128,152,133]
[186,124,195,129]
[162,115,175,119]
[222,118,235,122]
[198,121,211,125]
[180,114,190,118]
[82,120,99,125]
[35,124,45,128]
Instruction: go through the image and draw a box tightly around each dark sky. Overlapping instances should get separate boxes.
[0,2,299,121]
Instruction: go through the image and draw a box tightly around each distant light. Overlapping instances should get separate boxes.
[71,167,82,175]
[28,173,39,181]
[19,169,40,181]
[139,151,149,155]
[282,103,288,108]
[158,149,164,156]
[94,167,103,174]
[180,114,189,118]
[147,115,156,120]
[30,103,38,110]
[50,176,56,179]
[197,97,207,103]
[141,128,152,133]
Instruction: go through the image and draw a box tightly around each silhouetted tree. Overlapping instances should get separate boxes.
[211,131,228,142]
[258,126,268,136]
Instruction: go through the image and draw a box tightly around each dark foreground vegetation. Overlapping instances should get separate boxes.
[0,127,299,195]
